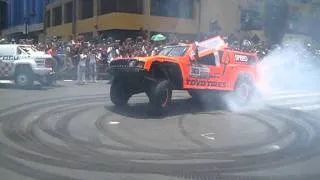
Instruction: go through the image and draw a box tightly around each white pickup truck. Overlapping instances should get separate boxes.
[0,44,55,88]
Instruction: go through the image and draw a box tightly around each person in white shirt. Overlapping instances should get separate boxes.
[89,51,98,82]
[77,49,88,85]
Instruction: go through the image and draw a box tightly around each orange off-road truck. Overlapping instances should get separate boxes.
[108,36,260,111]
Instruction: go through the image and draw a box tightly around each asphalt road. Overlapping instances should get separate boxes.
[0,81,320,180]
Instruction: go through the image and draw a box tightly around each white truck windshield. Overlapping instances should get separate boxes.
[18,46,38,55]
[158,46,188,57]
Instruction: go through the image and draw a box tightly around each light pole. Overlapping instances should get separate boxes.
[24,16,29,37]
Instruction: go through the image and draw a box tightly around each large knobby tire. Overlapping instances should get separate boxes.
[232,76,254,106]
[15,66,34,89]
[110,77,130,107]
[149,80,172,112]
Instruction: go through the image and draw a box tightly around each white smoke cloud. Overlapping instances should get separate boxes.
[225,40,320,112]
[257,40,320,94]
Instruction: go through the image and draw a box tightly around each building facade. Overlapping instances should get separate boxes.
[0,0,8,33]
[1,0,45,38]
[45,0,254,39]
[288,0,320,39]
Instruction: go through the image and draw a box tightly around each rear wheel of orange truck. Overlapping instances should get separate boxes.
[233,76,254,106]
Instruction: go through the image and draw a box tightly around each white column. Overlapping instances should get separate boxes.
[143,0,150,15]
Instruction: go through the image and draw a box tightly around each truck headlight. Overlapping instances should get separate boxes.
[136,61,145,68]
[129,60,145,68]
[129,60,137,67]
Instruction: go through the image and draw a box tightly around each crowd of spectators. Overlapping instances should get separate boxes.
[2,29,319,83]
[0,31,274,83]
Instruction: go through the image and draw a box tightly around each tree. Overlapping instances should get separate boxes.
[263,0,289,45]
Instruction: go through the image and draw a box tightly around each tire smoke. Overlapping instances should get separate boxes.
[257,41,320,94]
[225,40,320,112]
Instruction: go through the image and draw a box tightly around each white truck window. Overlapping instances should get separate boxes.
[17,46,31,55]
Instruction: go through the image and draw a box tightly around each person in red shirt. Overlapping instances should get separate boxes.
[47,47,54,55]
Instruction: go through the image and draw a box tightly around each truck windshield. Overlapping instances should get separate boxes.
[19,46,38,53]
[18,46,37,55]
[158,46,188,57]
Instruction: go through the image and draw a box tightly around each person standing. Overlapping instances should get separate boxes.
[89,50,98,82]
[77,49,88,85]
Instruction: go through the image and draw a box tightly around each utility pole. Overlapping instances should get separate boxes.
[23,0,29,38]
[24,16,29,37]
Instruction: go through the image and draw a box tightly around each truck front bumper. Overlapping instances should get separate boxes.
[33,67,55,76]
[108,67,146,75]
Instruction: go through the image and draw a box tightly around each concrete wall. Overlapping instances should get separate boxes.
[199,0,250,34]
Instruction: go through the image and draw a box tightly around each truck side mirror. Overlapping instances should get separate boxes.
[194,48,199,60]
[190,43,199,62]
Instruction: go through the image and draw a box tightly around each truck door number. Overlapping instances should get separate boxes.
[190,65,210,78]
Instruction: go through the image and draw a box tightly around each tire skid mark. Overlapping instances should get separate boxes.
[96,112,162,151]
[95,112,223,156]
[0,94,107,118]
[1,153,78,180]
[2,101,103,159]
[213,110,319,172]
[177,112,289,154]
[0,96,320,179]
[178,114,211,149]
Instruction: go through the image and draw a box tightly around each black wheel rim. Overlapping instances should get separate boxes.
[17,74,28,86]
[159,89,169,108]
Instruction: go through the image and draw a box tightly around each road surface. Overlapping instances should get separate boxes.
[0,81,320,180]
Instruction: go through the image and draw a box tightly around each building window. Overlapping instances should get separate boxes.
[118,0,143,14]
[150,0,194,19]
[100,0,117,14]
[64,2,73,23]
[99,0,143,15]
[32,0,36,14]
[53,6,62,26]
[14,0,24,25]
[80,0,93,19]
[0,2,7,29]
[45,10,51,27]
[240,9,263,30]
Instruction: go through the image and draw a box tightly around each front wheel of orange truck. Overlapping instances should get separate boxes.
[110,77,130,107]
[149,80,172,112]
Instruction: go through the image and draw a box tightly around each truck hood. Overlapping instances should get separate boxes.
[111,56,181,63]
[32,51,52,57]
[27,53,52,59]
[135,56,179,62]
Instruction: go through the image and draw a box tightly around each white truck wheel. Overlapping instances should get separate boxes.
[15,66,34,88]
